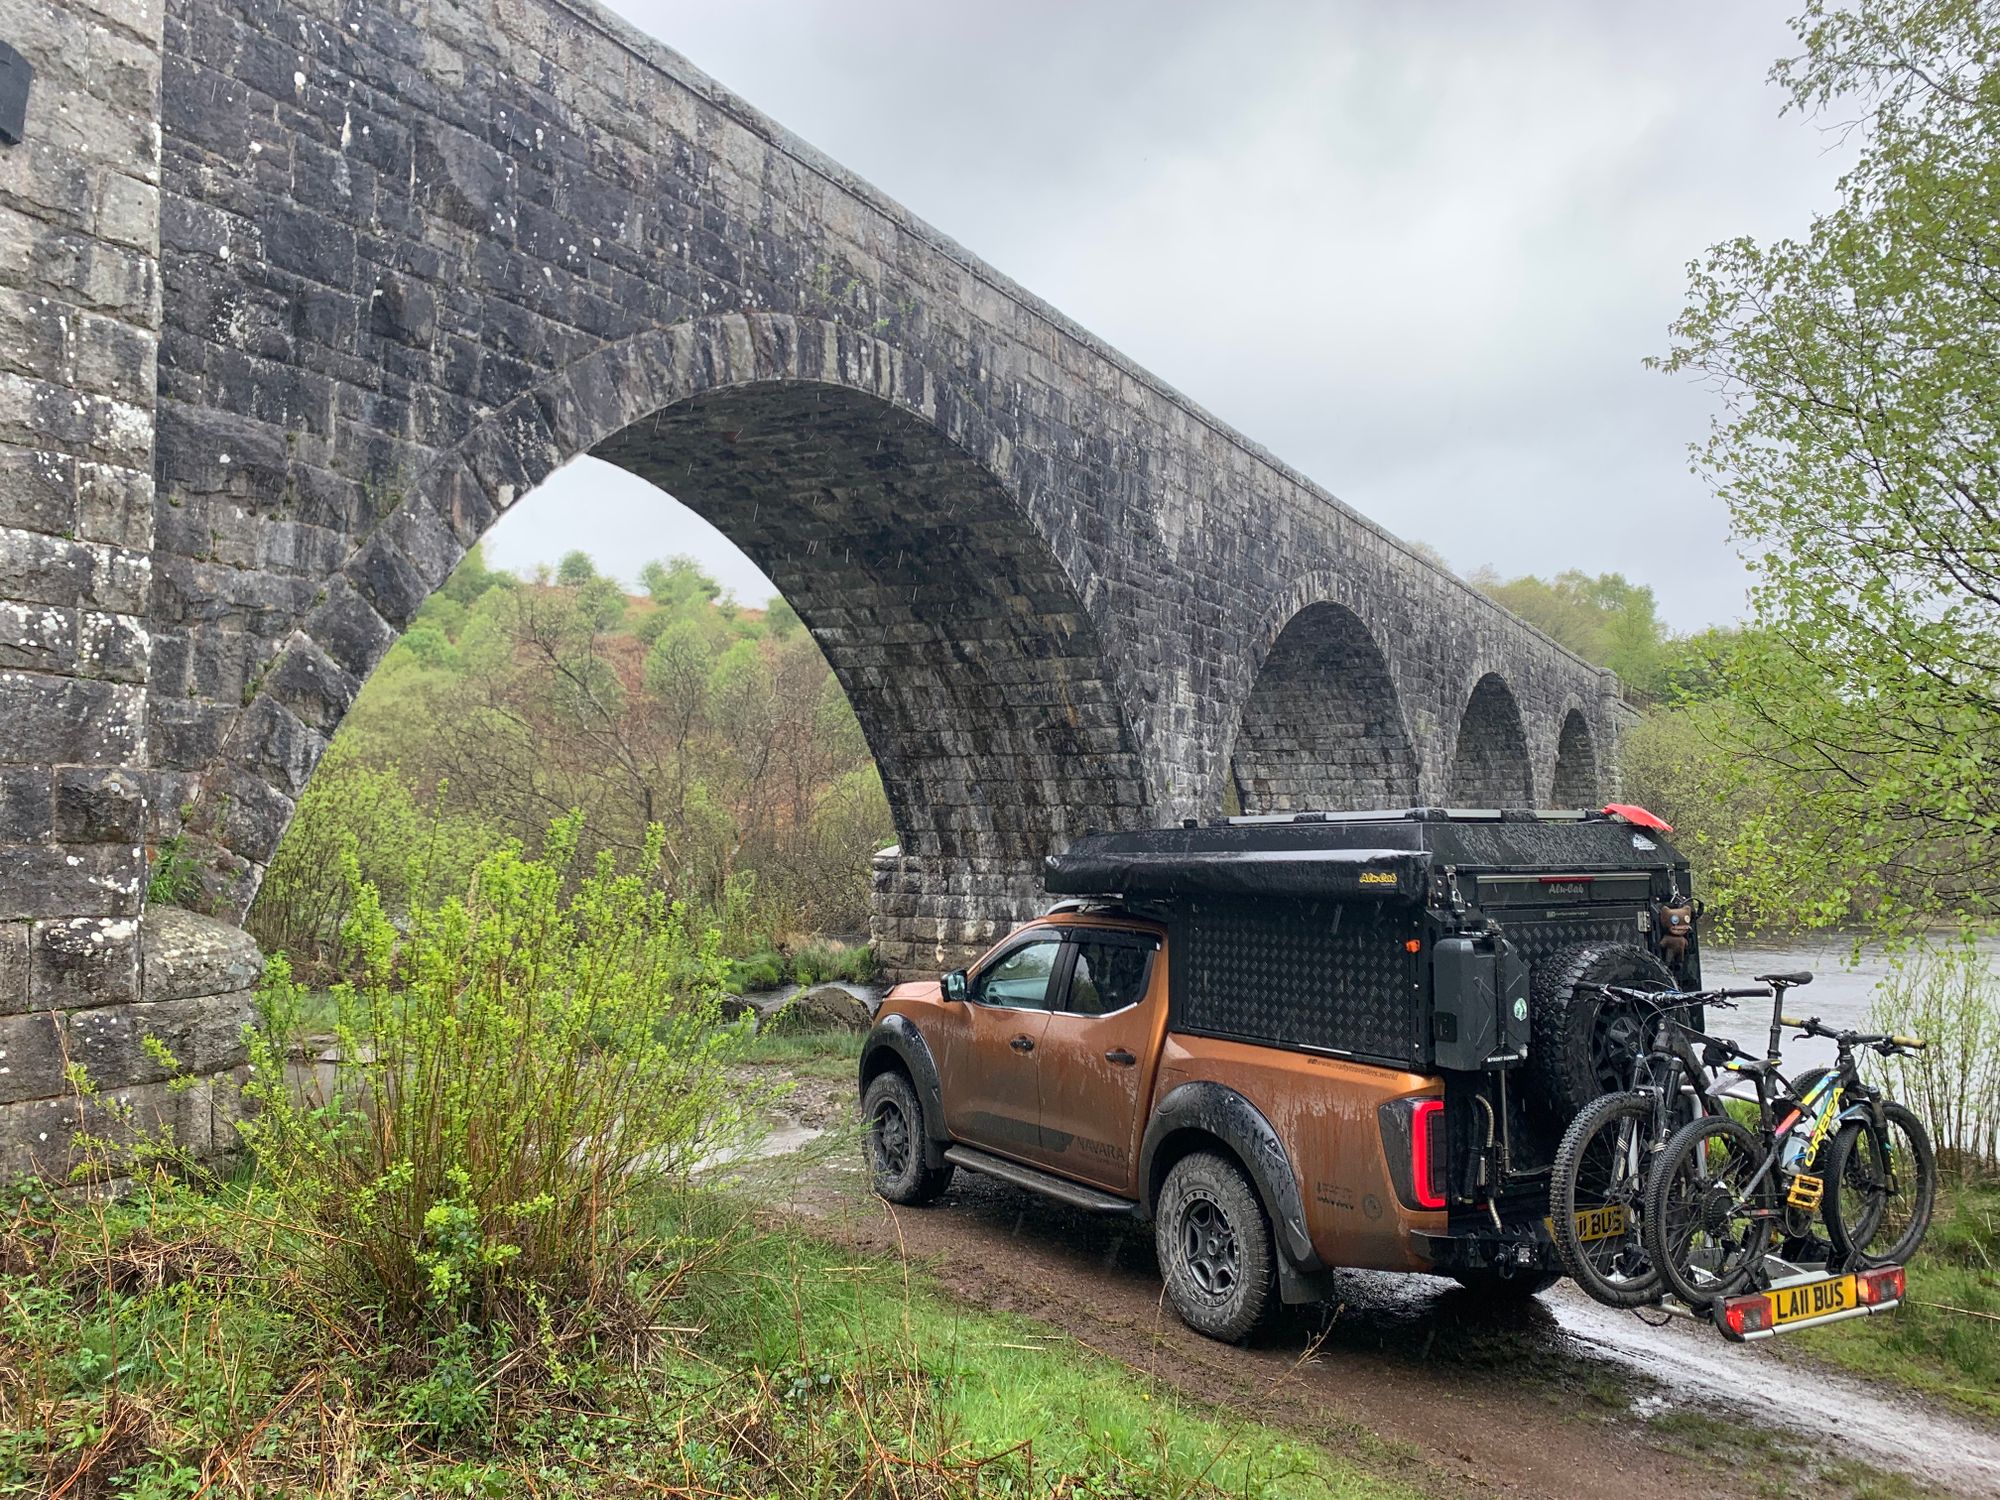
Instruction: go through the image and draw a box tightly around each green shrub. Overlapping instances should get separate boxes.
[723,947,788,993]
[242,814,760,1340]
[247,741,492,981]
[791,939,877,987]
[1868,938,2000,1177]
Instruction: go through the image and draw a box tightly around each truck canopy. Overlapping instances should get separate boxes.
[1044,808,1686,903]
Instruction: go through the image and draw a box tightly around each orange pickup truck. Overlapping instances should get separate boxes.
[857,807,1697,1340]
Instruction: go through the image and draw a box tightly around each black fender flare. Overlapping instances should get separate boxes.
[1139,1080,1323,1273]
[859,1015,949,1169]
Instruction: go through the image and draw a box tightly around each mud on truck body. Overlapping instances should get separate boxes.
[858,806,1699,1340]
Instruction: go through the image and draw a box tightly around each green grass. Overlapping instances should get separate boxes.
[790,938,878,986]
[0,1178,1426,1499]
[671,1203,1422,1499]
[723,939,878,995]
[738,1024,865,1080]
[1794,1175,2000,1418]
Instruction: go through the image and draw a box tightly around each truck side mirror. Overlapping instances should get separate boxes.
[943,968,969,1002]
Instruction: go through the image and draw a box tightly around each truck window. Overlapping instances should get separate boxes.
[972,936,1062,1009]
[1065,934,1158,1016]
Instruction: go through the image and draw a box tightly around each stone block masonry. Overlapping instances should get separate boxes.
[0,905,258,1177]
[0,0,1627,1174]
[0,0,172,1168]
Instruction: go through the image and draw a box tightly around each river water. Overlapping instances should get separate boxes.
[1698,935,2000,1072]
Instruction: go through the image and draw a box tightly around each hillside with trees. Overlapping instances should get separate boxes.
[248,548,894,979]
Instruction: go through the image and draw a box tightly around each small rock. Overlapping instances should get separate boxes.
[765,984,873,1034]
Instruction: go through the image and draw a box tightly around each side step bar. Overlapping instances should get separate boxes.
[943,1145,1141,1216]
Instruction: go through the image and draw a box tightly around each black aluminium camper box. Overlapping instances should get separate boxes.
[1044,806,1702,1224]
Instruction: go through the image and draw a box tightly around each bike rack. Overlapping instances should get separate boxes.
[1656,1249,1906,1341]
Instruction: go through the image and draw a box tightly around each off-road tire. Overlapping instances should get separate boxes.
[1156,1152,1275,1343]
[1447,1268,1562,1302]
[1823,1102,1935,1269]
[862,1070,954,1206]
[1528,943,1677,1121]
[1549,1090,1663,1307]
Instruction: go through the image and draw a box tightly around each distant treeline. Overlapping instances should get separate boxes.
[249,547,894,978]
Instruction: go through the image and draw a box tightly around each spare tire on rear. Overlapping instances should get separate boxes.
[1527,943,1676,1120]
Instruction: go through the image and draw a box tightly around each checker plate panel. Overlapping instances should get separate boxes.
[1176,897,1423,1067]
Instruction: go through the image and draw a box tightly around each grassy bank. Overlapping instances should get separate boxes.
[1795,1177,2000,1418]
[0,1177,1420,1499]
[737,1023,866,1080]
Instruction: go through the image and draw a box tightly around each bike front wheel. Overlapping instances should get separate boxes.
[1644,1115,1775,1310]
[1550,1091,1662,1307]
[1823,1102,1936,1269]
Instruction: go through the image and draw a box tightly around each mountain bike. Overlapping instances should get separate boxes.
[1549,982,1777,1307]
[1642,974,1936,1310]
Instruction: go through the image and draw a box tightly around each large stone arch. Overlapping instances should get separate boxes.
[0,0,1641,1175]
[1226,600,1419,813]
[1447,672,1534,807]
[173,315,1151,974]
[1550,707,1600,807]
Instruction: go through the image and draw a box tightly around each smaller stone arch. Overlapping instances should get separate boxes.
[1228,601,1419,813]
[1448,673,1533,807]
[1551,708,1600,807]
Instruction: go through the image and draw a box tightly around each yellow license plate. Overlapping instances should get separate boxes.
[1770,1274,1856,1327]
[1544,1204,1628,1242]
[1575,1204,1627,1242]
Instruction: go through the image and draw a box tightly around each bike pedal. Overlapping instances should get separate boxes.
[1785,1173,1825,1211]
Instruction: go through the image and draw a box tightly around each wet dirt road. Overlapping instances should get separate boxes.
[737,1112,2000,1500]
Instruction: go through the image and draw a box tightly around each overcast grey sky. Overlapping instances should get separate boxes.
[485,0,1850,630]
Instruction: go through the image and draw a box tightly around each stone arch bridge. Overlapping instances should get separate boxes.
[0,0,1623,1168]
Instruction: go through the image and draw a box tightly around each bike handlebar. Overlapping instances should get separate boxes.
[1598,984,1758,1008]
[1781,1014,1928,1051]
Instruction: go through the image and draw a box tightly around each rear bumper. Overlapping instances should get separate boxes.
[1411,1220,1562,1278]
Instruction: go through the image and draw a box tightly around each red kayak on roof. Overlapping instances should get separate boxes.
[1603,803,1673,834]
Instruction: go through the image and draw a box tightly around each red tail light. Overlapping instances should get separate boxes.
[1721,1292,1776,1337]
[1410,1097,1446,1209]
[1856,1265,1905,1306]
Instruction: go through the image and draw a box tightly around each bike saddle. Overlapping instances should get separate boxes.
[1754,970,1813,987]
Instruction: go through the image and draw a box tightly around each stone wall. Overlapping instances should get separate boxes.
[1230,601,1423,813]
[0,0,166,1161]
[138,0,1622,981]
[1,905,257,1177]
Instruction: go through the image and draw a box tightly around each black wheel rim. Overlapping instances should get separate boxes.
[1179,1194,1240,1299]
[872,1099,912,1180]
[1844,1118,1918,1258]
[1590,996,1651,1095]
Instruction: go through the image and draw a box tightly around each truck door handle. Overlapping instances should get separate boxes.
[1010,1035,1035,1053]
[1104,1048,1136,1066]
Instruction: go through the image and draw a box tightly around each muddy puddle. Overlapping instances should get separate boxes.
[1379,1273,2000,1493]
[1549,1287,2000,1491]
